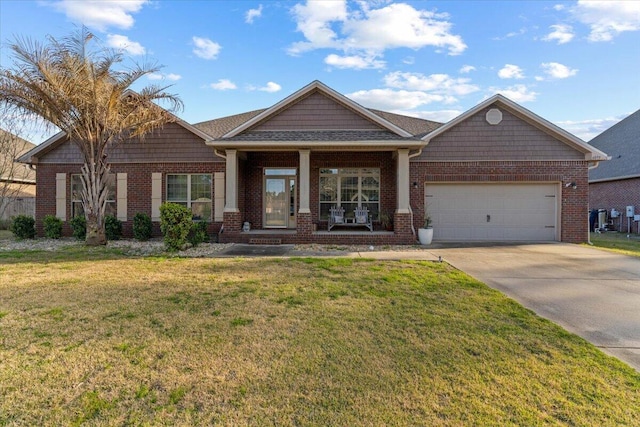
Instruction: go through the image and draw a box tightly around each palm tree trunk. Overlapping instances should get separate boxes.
[81,161,108,246]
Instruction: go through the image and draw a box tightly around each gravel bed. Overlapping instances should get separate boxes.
[0,237,430,257]
[0,237,231,257]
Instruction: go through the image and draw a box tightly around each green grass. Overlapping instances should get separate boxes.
[589,231,640,257]
[0,250,638,425]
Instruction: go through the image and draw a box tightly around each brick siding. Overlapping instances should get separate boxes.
[410,160,590,243]
[589,178,640,233]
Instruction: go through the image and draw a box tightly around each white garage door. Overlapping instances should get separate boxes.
[425,183,558,241]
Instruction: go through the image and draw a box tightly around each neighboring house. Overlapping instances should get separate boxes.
[589,109,640,233]
[18,80,607,243]
[0,129,36,220]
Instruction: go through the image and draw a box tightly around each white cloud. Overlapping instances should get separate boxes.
[557,114,628,141]
[288,1,466,57]
[347,89,454,111]
[540,62,578,79]
[489,84,538,103]
[459,65,476,74]
[49,0,148,32]
[248,82,282,93]
[571,0,640,41]
[402,56,415,65]
[210,79,237,90]
[245,4,263,24]
[324,54,385,69]
[498,64,525,79]
[147,72,182,81]
[383,71,479,97]
[106,34,145,55]
[192,37,221,60]
[543,24,575,44]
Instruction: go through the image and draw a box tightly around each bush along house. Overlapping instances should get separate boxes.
[18,81,608,244]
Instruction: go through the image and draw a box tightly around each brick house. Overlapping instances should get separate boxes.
[18,80,607,244]
[588,109,640,233]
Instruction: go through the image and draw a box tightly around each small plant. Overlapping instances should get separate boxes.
[133,212,152,241]
[380,211,394,230]
[105,215,122,240]
[43,215,63,239]
[10,215,35,239]
[187,221,209,247]
[423,215,432,229]
[160,203,193,251]
[70,216,87,240]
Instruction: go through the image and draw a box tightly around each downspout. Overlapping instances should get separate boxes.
[214,148,226,234]
[407,147,424,239]
[586,160,601,246]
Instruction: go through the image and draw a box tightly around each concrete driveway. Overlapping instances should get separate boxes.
[429,243,640,372]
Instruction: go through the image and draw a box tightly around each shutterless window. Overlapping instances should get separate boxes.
[319,168,380,220]
[166,174,212,221]
[71,174,116,218]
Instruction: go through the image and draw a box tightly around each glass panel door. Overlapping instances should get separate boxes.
[264,178,288,228]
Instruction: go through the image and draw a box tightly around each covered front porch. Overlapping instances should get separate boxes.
[216,148,419,245]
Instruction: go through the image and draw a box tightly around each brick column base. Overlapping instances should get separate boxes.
[394,212,416,244]
[297,212,313,238]
[220,211,242,243]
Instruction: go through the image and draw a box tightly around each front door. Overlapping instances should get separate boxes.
[264,169,296,228]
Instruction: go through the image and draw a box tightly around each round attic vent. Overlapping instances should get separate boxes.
[486,108,503,125]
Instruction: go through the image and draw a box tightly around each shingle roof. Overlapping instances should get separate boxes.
[222,130,416,142]
[193,108,441,140]
[589,109,640,182]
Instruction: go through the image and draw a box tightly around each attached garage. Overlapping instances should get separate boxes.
[425,183,559,241]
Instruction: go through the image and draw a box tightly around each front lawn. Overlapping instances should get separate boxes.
[0,249,638,425]
[589,231,640,257]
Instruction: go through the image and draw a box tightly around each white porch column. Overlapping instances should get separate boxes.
[396,148,410,214]
[224,149,239,212]
[299,149,311,214]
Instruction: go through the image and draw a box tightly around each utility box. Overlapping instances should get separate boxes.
[626,206,635,217]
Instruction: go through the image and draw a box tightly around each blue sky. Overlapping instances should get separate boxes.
[1,0,639,143]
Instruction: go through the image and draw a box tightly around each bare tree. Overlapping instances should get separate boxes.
[0,27,182,245]
[0,114,35,222]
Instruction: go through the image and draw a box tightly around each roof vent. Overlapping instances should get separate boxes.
[486,108,503,125]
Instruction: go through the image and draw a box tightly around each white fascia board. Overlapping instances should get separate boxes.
[222,80,413,139]
[16,131,66,164]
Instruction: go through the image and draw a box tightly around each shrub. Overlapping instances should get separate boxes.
[0,218,11,231]
[159,203,192,251]
[70,216,87,240]
[43,215,63,239]
[133,212,152,241]
[188,221,209,247]
[105,215,122,240]
[10,215,35,239]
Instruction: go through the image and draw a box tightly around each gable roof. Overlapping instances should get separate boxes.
[421,94,610,162]
[220,80,414,139]
[16,91,212,165]
[588,109,640,183]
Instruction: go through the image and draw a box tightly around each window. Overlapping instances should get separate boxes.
[71,174,116,218]
[167,174,212,221]
[319,168,380,220]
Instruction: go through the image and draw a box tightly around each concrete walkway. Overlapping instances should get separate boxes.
[428,243,640,372]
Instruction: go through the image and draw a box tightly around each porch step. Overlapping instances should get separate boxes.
[248,238,282,245]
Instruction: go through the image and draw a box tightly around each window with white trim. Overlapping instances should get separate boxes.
[319,168,380,220]
[166,174,212,221]
[71,174,116,218]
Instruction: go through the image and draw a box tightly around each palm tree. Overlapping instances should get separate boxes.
[0,27,182,245]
